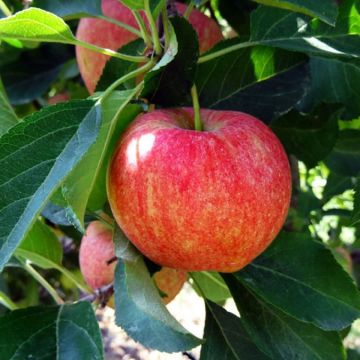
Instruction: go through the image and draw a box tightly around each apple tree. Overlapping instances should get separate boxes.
[0,0,360,359]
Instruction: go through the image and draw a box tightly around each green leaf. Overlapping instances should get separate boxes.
[224,277,346,360]
[271,105,339,168]
[0,302,104,359]
[252,0,338,25]
[200,301,271,360]
[325,130,360,176]
[196,42,308,121]
[191,271,231,303]
[309,57,360,117]
[0,77,17,135]
[32,0,102,19]
[0,8,76,44]
[58,89,141,231]
[0,100,100,272]
[114,227,202,352]
[251,0,360,58]
[351,177,360,226]
[141,16,199,106]
[235,232,360,331]
[15,219,62,269]
[119,0,165,18]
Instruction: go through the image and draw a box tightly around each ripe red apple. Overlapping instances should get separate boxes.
[76,0,223,93]
[107,109,292,272]
[79,221,186,304]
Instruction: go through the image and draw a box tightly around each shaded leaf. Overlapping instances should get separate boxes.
[250,0,360,58]
[0,78,17,135]
[252,0,338,25]
[325,129,360,176]
[0,302,104,359]
[200,301,270,360]
[0,100,100,271]
[271,105,339,168]
[352,177,360,226]
[114,227,202,352]
[323,172,353,202]
[224,277,346,360]
[235,232,360,331]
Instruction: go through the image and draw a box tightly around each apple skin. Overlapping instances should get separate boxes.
[76,0,223,93]
[47,92,70,105]
[79,221,186,304]
[107,109,292,272]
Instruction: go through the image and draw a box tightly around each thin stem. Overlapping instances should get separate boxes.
[76,40,147,63]
[184,2,194,19]
[97,15,142,37]
[145,0,162,55]
[0,291,18,310]
[100,57,157,102]
[191,84,202,131]
[162,8,171,49]
[0,0,12,17]
[132,10,152,48]
[20,259,64,305]
[198,41,257,64]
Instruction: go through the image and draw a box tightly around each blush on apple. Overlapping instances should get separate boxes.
[107,109,292,272]
[76,0,223,93]
[79,221,186,304]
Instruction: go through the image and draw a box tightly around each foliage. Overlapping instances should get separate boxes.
[0,0,360,358]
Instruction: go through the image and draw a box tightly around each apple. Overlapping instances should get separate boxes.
[79,221,186,304]
[47,92,70,105]
[76,0,223,93]
[107,108,292,272]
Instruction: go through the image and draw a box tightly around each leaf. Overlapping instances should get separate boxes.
[114,227,202,352]
[252,0,338,25]
[141,16,199,106]
[200,301,271,360]
[58,89,141,231]
[309,57,360,118]
[250,0,360,59]
[15,219,63,269]
[323,172,353,202]
[196,42,308,121]
[234,232,360,331]
[211,62,310,123]
[0,8,76,44]
[325,129,360,176]
[191,271,231,303]
[119,0,165,18]
[352,177,360,226]
[32,0,102,19]
[0,78,17,135]
[96,39,145,92]
[0,302,104,359]
[224,277,346,360]
[271,105,339,168]
[0,44,74,105]
[0,100,101,272]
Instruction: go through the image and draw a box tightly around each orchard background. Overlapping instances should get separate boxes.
[0,0,360,359]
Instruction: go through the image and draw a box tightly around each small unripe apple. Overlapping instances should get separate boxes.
[76,0,223,93]
[79,221,186,304]
[107,109,292,272]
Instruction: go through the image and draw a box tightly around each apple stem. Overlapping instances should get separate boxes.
[19,258,64,305]
[184,2,195,19]
[97,14,142,38]
[0,0,12,17]
[191,85,203,131]
[76,40,148,63]
[145,0,162,56]
[132,10,153,49]
[198,40,259,64]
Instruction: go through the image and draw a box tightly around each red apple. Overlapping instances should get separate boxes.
[76,0,223,93]
[79,221,186,304]
[107,109,292,272]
